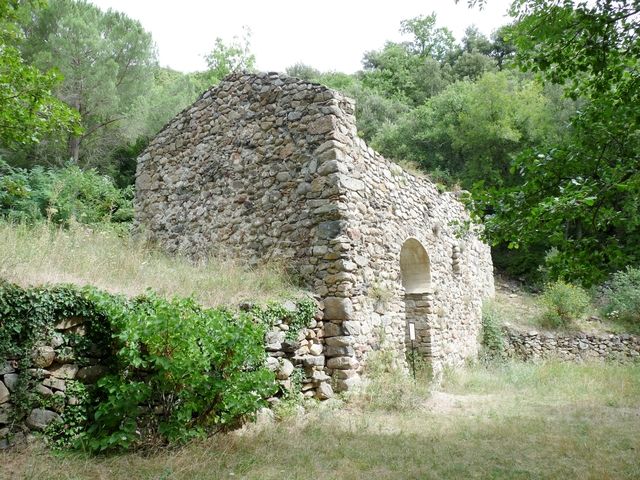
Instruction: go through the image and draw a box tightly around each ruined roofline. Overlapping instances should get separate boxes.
[149,71,346,141]
[141,70,466,208]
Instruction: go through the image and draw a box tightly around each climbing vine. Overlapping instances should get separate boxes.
[0,282,311,452]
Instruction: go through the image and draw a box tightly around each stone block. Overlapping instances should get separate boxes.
[334,375,361,392]
[32,346,55,368]
[76,365,106,384]
[276,359,295,380]
[26,409,60,431]
[0,363,15,376]
[2,374,18,392]
[309,343,323,356]
[316,382,334,400]
[323,297,353,321]
[0,383,8,404]
[325,336,354,347]
[301,355,325,367]
[324,345,355,357]
[326,356,359,370]
[317,221,343,240]
[341,321,361,336]
[55,317,85,330]
[50,363,79,380]
[43,377,66,392]
[323,322,342,337]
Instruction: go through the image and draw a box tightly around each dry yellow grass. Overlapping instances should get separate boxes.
[0,222,299,307]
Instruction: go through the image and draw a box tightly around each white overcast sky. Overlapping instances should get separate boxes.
[90,0,513,74]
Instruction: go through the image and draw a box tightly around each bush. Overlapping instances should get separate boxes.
[480,301,504,358]
[357,349,431,411]
[539,280,590,329]
[0,282,282,452]
[87,291,278,451]
[0,160,132,227]
[601,267,640,332]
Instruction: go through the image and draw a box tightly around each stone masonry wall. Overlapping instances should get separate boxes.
[0,304,326,449]
[502,326,640,361]
[136,72,495,391]
[313,103,495,379]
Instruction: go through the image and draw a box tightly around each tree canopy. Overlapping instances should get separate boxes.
[0,0,79,148]
[471,0,640,285]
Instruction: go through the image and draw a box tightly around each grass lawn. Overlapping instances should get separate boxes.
[5,360,639,479]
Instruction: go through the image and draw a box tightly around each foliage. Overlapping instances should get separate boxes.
[472,0,640,285]
[600,267,640,332]
[0,0,79,147]
[362,42,453,106]
[539,280,590,329]
[251,299,316,341]
[44,380,91,449]
[86,291,277,451]
[399,13,456,62]
[20,0,157,164]
[0,282,303,452]
[196,27,256,90]
[373,71,562,189]
[480,301,504,357]
[0,160,133,226]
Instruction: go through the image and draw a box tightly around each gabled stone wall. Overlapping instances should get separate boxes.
[136,72,495,391]
[135,72,354,291]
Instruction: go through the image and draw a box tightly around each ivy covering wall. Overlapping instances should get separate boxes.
[0,281,316,451]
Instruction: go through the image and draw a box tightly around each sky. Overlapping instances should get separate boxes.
[90,0,513,74]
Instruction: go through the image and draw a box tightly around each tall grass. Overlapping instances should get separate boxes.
[0,222,298,306]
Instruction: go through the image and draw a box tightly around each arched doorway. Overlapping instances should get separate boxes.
[400,238,435,371]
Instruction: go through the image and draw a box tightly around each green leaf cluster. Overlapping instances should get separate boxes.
[471,0,640,285]
[539,280,590,329]
[87,291,277,451]
[0,282,304,452]
[0,0,80,147]
[0,160,133,226]
[600,267,640,333]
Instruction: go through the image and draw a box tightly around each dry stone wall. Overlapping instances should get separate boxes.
[136,72,495,390]
[0,299,325,450]
[502,326,640,361]
[0,315,110,449]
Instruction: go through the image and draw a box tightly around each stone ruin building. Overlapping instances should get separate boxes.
[134,72,494,393]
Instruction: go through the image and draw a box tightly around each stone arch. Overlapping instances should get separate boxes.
[400,238,436,375]
[400,238,431,293]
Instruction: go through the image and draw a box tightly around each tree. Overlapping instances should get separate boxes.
[196,27,256,90]
[400,13,456,61]
[452,51,497,80]
[473,0,640,285]
[489,25,516,69]
[21,0,157,165]
[372,71,562,189]
[0,0,78,148]
[361,14,455,105]
[461,26,493,55]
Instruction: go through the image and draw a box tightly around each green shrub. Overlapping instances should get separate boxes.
[0,160,132,227]
[539,280,590,329]
[601,267,640,333]
[480,301,504,358]
[0,282,284,452]
[87,291,277,451]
